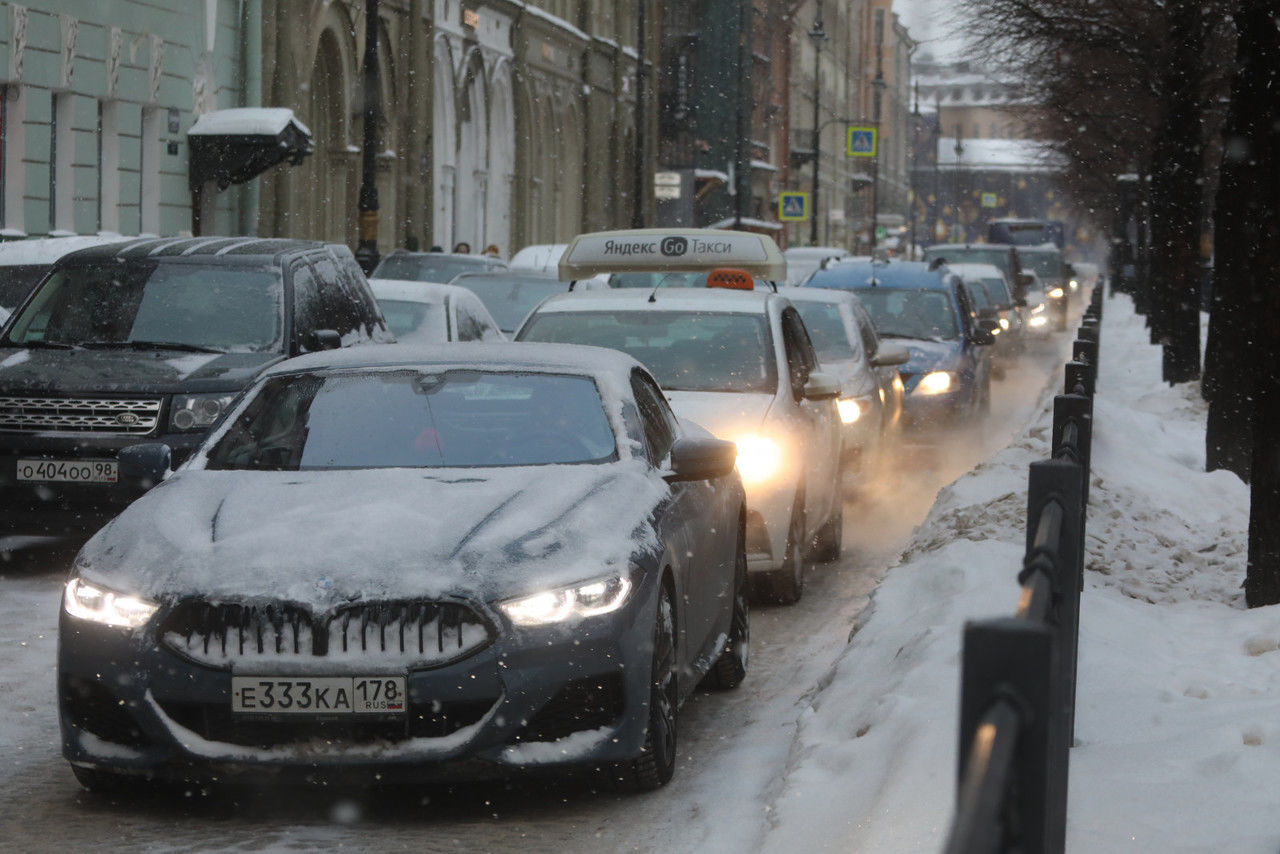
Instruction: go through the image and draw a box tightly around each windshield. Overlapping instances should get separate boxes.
[792,301,857,361]
[1020,251,1063,282]
[0,265,52,311]
[458,277,565,332]
[376,299,448,342]
[608,272,710,289]
[373,254,487,284]
[4,262,283,352]
[981,277,1012,305]
[206,370,618,470]
[853,289,959,341]
[520,310,778,393]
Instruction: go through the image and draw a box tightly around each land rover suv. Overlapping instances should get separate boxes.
[0,237,393,538]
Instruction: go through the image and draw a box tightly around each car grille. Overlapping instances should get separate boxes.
[160,599,495,668]
[0,395,162,434]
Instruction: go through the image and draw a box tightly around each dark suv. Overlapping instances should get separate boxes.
[0,237,392,537]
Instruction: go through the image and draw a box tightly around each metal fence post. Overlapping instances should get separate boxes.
[956,618,1060,854]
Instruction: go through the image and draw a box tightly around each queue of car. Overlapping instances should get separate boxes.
[0,226,1085,799]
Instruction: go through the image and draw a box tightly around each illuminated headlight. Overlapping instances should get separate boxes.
[836,397,865,424]
[1047,287,1065,299]
[1028,315,1049,328]
[1069,279,1079,290]
[169,393,236,432]
[916,371,954,395]
[998,317,1010,330]
[1031,303,1046,314]
[499,574,632,626]
[63,578,158,629]
[733,434,783,484]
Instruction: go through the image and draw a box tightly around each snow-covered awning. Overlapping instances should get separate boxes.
[187,108,313,191]
[706,217,784,232]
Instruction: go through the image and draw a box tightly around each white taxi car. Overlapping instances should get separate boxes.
[515,229,843,604]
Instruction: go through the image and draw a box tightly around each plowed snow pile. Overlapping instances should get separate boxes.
[760,293,1273,852]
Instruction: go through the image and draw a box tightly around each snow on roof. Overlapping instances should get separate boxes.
[694,168,730,183]
[515,2,589,42]
[367,278,458,305]
[937,137,1063,172]
[750,159,779,173]
[943,262,1005,279]
[188,107,312,138]
[705,217,784,232]
[0,235,131,266]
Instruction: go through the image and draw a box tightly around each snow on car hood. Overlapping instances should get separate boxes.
[663,391,774,440]
[75,461,669,608]
[890,338,961,375]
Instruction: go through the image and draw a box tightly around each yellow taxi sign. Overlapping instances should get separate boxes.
[558,228,786,281]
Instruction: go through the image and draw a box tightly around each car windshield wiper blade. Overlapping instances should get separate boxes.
[81,340,225,354]
[9,339,76,350]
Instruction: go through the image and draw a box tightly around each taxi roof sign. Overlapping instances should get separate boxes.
[706,268,753,290]
[558,228,787,281]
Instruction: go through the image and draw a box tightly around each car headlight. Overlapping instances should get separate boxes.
[499,573,633,626]
[1028,315,1049,328]
[733,434,783,484]
[1030,302,1046,314]
[1047,287,1065,299]
[169,393,237,432]
[1069,279,1079,290]
[998,317,1010,330]
[916,371,954,395]
[837,396,874,425]
[63,578,158,629]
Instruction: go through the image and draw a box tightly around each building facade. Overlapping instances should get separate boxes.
[0,0,246,239]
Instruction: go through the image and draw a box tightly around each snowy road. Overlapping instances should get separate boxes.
[0,333,1074,853]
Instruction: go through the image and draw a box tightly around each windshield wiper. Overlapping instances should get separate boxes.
[81,340,225,354]
[9,339,76,350]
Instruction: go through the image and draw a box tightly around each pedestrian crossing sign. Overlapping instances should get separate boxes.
[847,126,878,158]
[778,191,810,222]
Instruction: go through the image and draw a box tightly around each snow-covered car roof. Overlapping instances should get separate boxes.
[558,228,787,281]
[783,246,850,260]
[776,285,861,306]
[528,286,777,316]
[368,277,467,305]
[509,243,568,271]
[0,235,131,266]
[262,340,646,380]
[944,262,1007,281]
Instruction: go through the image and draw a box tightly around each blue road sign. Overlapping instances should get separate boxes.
[847,126,878,158]
[779,191,809,221]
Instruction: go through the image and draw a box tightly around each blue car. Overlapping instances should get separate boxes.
[805,259,995,431]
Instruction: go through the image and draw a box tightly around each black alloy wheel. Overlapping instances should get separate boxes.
[706,518,749,690]
[615,585,679,791]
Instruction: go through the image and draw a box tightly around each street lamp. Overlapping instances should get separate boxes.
[808,1,827,246]
[868,65,886,256]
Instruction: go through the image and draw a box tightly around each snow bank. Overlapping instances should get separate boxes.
[763,292,1271,851]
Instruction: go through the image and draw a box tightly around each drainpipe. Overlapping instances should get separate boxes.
[242,0,262,235]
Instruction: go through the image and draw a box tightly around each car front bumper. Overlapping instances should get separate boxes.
[58,576,660,784]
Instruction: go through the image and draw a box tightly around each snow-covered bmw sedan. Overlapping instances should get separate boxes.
[58,343,747,793]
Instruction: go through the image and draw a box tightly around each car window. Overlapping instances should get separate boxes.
[454,276,564,333]
[460,293,504,341]
[206,370,619,470]
[853,306,880,359]
[851,289,960,341]
[520,310,778,394]
[372,253,484,284]
[330,249,385,335]
[630,370,678,465]
[453,300,486,342]
[309,255,363,340]
[0,265,52,310]
[291,261,323,350]
[376,298,448,342]
[5,261,284,352]
[792,301,857,362]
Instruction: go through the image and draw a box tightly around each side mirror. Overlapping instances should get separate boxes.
[306,329,342,351]
[971,321,998,346]
[665,437,738,483]
[1017,273,1034,288]
[802,370,841,401]
[870,343,910,367]
[1015,297,1028,308]
[118,443,172,490]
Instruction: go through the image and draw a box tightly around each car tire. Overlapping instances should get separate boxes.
[808,495,843,563]
[751,493,806,605]
[705,522,749,690]
[614,586,678,791]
